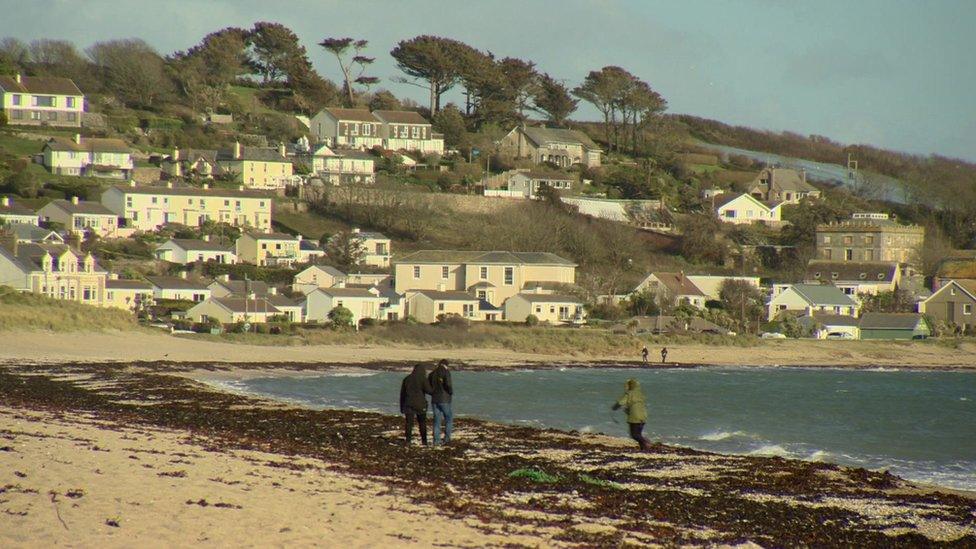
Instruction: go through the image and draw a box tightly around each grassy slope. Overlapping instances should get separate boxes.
[0,286,138,332]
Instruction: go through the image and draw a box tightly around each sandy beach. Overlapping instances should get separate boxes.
[1,329,975,368]
[2,359,974,547]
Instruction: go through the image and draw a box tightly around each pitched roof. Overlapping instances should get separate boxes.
[712,192,768,211]
[165,238,233,252]
[44,137,130,154]
[798,313,860,328]
[212,279,270,296]
[316,287,381,298]
[0,75,82,95]
[109,185,272,199]
[106,279,153,290]
[0,199,35,217]
[1,243,104,273]
[751,168,819,194]
[651,273,706,297]
[373,110,430,125]
[244,231,297,241]
[9,224,62,243]
[266,295,300,308]
[322,107,379,123]
[216,146,288,163]
[858,312,925,330]
[789,284,857,306]
[164,149,218,164]
[211,297,281,314]
[145,275,210,291]
[521,126,600,150]
[413,290,478,301]
[395,250,576,266]
[44,199,115,216]
[298,265,346,278]
[805,261,898,284]
[351,230,388,240]
[512,293,582,304]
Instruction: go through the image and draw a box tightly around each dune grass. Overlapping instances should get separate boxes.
[0,286,138,332]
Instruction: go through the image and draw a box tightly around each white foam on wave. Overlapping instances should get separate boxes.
[325,371,378,378]
[808,450,832,462]
[579,425,595,434]
[748,444,793,458]
[700,430,751,441]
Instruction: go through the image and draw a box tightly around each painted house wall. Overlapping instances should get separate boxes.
[1,89,84,127]
[919,282,976,332]
[304,290,383,324]
[235,235,299,266]
[102,187,272,233]
[504,296,583,324]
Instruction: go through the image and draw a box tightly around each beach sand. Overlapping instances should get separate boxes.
[1,329,974,368]
[0,408,537,548]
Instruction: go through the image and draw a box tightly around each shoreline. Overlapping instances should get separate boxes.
[2,360,975,545]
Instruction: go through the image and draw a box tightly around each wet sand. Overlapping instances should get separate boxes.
[2,361,974,547]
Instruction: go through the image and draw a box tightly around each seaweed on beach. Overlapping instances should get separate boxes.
[1,362,974,547]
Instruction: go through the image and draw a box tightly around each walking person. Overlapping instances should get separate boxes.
[428,359,454,446]
[660,347,668,364]
[400,363,433,446]
[612,378,651,451]
[641,346,649,364]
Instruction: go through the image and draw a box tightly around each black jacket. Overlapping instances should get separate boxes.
[400,364,432,414]
[428,364,453,404]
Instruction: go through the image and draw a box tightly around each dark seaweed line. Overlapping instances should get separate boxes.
[0,363,973,547]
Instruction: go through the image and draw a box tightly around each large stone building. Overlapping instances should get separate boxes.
[498,126,602,168]
[816,215,924,265]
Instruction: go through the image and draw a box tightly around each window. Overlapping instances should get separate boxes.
[463,304,474,317]
[831,272,838,279]
[411,126,420,139]
[261,243,268,250]
[864,235,874,245]
[224,200,230,206]
[535,306,542,313]
[413,266,421,278]
[477,290,486,300]
[11,94,20,105]
[362,124,371,136]
[47,111,57,121]
[11,110,22,120]
[441,266,449,279]
[843,235,853,245]
[504,267,514,285]
[30,111,40,120]
[724,210,736,218]
[259,201,265,207]
[823,236,831,244]
[964,304,972,315]
[845,249,853,261]
[864,250,874,261]
[350,124,359,136]
[480,266,488,279]
[66,97,75,108]
[33,96,55,107]
[950,287,956,296]
[83,288,93,301]
[438,303,445,311]
[151,197,158,204]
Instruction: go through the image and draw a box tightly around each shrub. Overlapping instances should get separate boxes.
[437,313,470,330]
[328,305,354,329]
[524,314,539,327]
[359,317,378,329]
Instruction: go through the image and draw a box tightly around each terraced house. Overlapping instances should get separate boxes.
[0,74,83,127]
[216,142,293,190]
[310,108,383,149]
[37,198,118,238]
[42,135,133,179]
[101,183,273,232]
[393,250,577,308]
[0,196,39,225]
[373,110,444,154]
[0,241,106,306]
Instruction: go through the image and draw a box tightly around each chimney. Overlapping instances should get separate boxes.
[109,273,119,280]
[238,185,244,191]
[1,196,9,207]
[278,142,286,157]
[67,232,81,251]
[801,169,807,183]
[219,274,230,282]
[166,182,173,189]
[14,73,21,84]
[352,228,361,234]
[202,234,210,242]
[179,271,188,280]
[0,231,17,257]
[71,196,80,205]
[129,181,136,187]
[172,148,180,161]
[233,141,242,160]
[73,133,81,145]
[269,287,278,295]
[202,183,209,190]
[297,233,303,242]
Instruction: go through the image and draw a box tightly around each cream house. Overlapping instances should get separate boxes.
[185,297,284,324]
[104,278,153,313]
[154,237,237,265]
[216,142,293,190]
[393,250,577,307]
[632,272,708,309]
[684,275,762,302]
[145,275,211,302]
[160,148,219,180]
[235,232,300,267]
[0,241,106,305]
[310,108,384,149]
[101,183,273,233]
[329,228,391,268]
[305,144,376,184]
[0,74,84,127]
[208,275,270,299]
[42,135,133,179]
[292,265,347,294]
[498,126,602,168]
[767,284,859,321]
[405,290,483,324]
[481,169,575,199]
[38,198,118,238]
[373,110,444,155]
[712,193,782,225]
[803,260,900,298]
[0,196,39,225]
[303,286,385,325]
[503,293,585,325]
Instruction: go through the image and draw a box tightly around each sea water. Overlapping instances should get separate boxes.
[208,367,976,491]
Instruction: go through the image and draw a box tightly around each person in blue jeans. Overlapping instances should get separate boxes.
[428,359,454,446]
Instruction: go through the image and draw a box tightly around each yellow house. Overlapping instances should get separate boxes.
[303,286,385,325]
[185,297,284,324]
[101,183,273,233]
[42,135,133,179]
[104,278,153,312]
[405,290,485,324]
[236,232,300,267]
[216,142,294,190]
[0,74,84,127]
[329,228,391,268]
[292,264,347,294]
[37,197,118,238]
[503,293,585,325]
[0,241,107,306]
[0,196,39,225]
[393,250,577,307]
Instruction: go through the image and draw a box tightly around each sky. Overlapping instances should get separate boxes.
[2,0,974,161]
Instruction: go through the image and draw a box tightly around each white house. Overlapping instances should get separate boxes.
[309,108,383,150]
[101,183,273,234]
[632,272,708,309]
[304,144,376,184]
[503,293,585,325]
[37,197,119,238]
[803,260,900,298]
[373,110,444,155]
[0,196,39,225]
[767,283,859,321]
[145,274,211,302]
[303,286,385,325]
[798,313,861,339]
[185,297,283,324]
[154,237,237,265]
[292,264,347,294]
[713,193,782,225]
[42,135,133,179]
[0,74,83,127]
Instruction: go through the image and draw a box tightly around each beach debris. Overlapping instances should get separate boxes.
[105,518,120,528]
[13,471,26,478]
[508,468,561,483]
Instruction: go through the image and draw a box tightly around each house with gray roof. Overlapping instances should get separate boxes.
[0,73,84,127]
[310,107,384,150]
[503,293,585,325]
[499,125,602,168]
[374,110,444,155]
[37,197,119,238]
[0,241,107,305]
[42,134,133,179]
[747,168,822,204]
[155,237,236,265]
[803,260,901,298]
[858,312,930,340]
[0,196,39,226]
[767,283,859,321]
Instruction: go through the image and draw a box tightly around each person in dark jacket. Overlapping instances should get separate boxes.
[400,363,433,446]
[428,359,454,446]
[612,378,651,451]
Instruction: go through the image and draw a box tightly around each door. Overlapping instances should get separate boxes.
[947,302,955,323]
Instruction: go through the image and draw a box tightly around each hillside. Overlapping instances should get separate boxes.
[0,285,139,331]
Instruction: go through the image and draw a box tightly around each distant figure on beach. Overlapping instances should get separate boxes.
[400,363,433,446]
[612,378,651,451]
[428,359,454,446]
[661,347,668,364]
[641,346,649,364]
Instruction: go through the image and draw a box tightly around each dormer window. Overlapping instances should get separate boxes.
[877,273,885,280]
[831,272,838,279]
